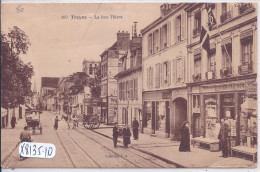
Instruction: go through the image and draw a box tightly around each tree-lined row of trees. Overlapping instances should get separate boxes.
[1,26,34,109]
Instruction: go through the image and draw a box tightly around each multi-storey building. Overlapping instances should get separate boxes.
[141,3,189,139]
[41,77,59,110]
[116,26,142,128]
[100,31,130,124]
[82,59,100,78]
[186,3,257,149]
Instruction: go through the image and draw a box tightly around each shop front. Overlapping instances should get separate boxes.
[143,90,171,138]
[189,78,257,151]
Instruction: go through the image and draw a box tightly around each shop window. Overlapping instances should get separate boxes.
[193,11,201,37]
[156,102,166,132]
[153,30,160,53]
[220,94,235,120]
[204,95,219,139]
[143,102,152,128]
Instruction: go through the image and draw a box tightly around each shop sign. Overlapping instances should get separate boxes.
[215,81,245,92]
[201,84,215,93]
[229,119,236,136]
[162,91,171,99]
[205,97,217,104]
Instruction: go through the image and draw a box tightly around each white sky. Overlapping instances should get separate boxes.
[2,3,161,91]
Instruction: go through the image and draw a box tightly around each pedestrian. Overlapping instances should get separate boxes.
[218,118,230,158]
[11,116,16,129]
[112,123,119,148]
[132,117,139,140]
[54,116,59,130]
[20,126,32,159]
[71,115,78,130]
[122,124,131,148]
[179,121,191,152]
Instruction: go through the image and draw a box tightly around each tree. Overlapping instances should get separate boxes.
[1,26,34,109]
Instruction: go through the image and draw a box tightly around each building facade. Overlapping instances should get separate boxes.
[100,31,130,124]
[141,3,189,139]
[82,59,100,78]
[116,32,142,128]
[186,3,257,149]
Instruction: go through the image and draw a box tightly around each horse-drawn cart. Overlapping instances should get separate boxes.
[25,109,42,134]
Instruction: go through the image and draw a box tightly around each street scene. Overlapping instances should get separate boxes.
[1,2,258,169]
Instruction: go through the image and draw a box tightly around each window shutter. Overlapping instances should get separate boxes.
[161,63,164,86]
[167,61,171,85]
[181,12,186,40]
[173,18,176,44]
[155,64,160,88]
[167,21,171,47]
[134,78,138,100]
[146,68,149,88]
[172,59,177,83]
[181,57,185,82]
[160,28,162,51]
[151,67,154,88]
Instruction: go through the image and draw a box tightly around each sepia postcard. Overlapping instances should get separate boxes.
[1,1,258,169]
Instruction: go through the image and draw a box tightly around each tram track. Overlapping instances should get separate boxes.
[74,128,172,168]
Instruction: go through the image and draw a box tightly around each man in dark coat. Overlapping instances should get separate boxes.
[179,121,191,152]
[132,118,139,140]
[122,125,131,148]
[112,123,118,148]
[11,116,16,129]
[54,116,59,130]
[218,119,230,158]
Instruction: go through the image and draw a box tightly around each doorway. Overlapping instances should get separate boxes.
[172,97,187,139]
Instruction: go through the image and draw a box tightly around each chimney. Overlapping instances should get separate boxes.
[117,30,130,51]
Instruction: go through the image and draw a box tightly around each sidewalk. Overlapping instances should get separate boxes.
[1,117,26,162]
[92,126,257,168]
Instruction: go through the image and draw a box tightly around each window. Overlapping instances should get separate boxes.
[194,53,201,81]
[208,49,216,72]
[176,58,184,82]
[155,63,161,88]
[122,82,125,100]
[222,43,232,68]
[176,15,181,42]
[220,3,232,23]
[193,11,201,36]
[160,24,168,50]
[153,30,159,53]
[162,61,170,85]
[134,78,138,100]
[241,38,252,66]
[148,33,152,55]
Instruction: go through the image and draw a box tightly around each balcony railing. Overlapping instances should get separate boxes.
[239,3,254,14]
[220,67,232,77]
[193,73,201,82]
[220,11,232,23]
[238,63,253,75]
[193,27,201,37]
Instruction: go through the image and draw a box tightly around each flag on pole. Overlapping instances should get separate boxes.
[200,26,210,53]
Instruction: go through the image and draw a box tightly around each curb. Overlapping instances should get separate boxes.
[2,141,20,165]
[91,129,186,168]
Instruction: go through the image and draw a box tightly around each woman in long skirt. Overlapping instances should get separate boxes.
[179,121,191,152]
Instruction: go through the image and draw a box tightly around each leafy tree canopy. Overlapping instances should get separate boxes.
[1,26,34,109]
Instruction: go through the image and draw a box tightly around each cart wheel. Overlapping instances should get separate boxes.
[83,122,88,129]
[90,124,94,129]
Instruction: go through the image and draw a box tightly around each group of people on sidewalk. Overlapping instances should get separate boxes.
[112,118,139,148]
[178,118,232,158]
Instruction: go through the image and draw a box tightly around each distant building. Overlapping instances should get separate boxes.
[100,30,130,124]
[82,59,100,78]
[41,77,59,110]
[116,23,143,129]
